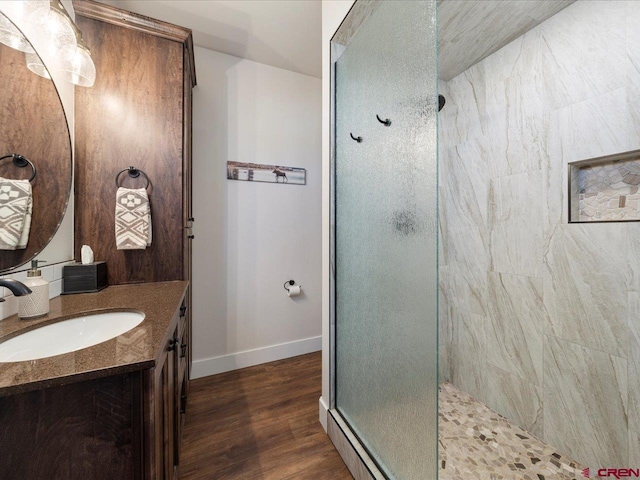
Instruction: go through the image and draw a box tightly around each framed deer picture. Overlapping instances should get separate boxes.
[226,161,306,185]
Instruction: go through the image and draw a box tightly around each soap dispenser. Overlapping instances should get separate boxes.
[19,260,49,319]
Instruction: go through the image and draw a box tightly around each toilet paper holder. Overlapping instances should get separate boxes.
[283,279,297,292]
[284,280,302,298]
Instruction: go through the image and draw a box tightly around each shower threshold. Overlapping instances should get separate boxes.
[439,383,586,480]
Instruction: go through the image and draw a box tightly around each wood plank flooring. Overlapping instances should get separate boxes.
[179,352,352,480]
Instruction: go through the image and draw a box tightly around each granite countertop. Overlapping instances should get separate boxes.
[0,281,188,397]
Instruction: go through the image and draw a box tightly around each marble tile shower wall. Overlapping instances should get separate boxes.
[438,0,640,469]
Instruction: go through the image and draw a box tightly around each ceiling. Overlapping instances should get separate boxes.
[438,0,575,80]
[93,1,574,82]
[94,0,322,78]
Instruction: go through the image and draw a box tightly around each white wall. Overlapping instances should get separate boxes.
[191,46,322,379]
[320,0,354,432]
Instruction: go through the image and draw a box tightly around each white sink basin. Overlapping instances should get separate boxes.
[0,311,145,362]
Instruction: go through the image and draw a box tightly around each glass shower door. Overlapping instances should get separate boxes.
[334,1,438,479]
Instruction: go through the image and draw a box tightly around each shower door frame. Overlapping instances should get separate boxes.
[327,2,386,479]
[328,1,441,477]
[327,1,428,478]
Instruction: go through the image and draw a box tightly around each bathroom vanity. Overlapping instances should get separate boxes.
[0,1,195,478]
[0,281,189,480]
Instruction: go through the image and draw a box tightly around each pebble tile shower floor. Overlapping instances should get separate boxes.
[439,383,587,480]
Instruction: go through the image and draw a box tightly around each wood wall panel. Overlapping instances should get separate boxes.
[0,42,71,271]
[74,15,184,285]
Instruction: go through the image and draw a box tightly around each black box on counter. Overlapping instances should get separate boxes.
[62,261,108,294]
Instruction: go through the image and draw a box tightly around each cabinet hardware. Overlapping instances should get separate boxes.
[180,305,187,317]
[168,337,179,351]
[180,343,187,358]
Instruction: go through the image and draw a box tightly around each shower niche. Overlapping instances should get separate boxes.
[569,149,640,223]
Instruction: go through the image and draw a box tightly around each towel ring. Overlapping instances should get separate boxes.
[0,154,36,182]
[115,166,150,189]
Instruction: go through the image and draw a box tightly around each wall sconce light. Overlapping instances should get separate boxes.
[0,0,96,86]
[59,27,95,87]
[32,0,77,58]
[0,0,50,53]
[0,12,34,53]
[25,50,51,79]
[52,0,95,87]
[11,1,50,23]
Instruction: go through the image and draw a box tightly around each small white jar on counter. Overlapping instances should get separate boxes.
[19,260,49,319]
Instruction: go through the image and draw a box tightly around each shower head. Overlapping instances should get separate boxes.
[438,95,446,112]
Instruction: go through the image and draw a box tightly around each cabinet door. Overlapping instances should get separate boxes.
[153,331,178,480]
[165,337,177,480]
[177,302,188,386]
[174,310,188,466]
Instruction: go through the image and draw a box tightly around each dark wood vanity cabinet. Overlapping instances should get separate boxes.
[148,300,189,480]
[0,283,189,480]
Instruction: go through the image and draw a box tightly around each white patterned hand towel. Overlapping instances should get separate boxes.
[115,187,152,250]
[0,177,32,250]
[17,188,32,249]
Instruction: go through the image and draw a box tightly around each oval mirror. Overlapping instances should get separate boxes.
[0,12,72,272]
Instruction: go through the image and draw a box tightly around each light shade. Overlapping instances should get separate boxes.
[29,0,76,58]
[0,13,34,53]
[11,1,50,23]
[25,51,51,79]
[59,40,95,87]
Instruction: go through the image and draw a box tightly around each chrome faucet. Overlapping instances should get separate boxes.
[0,279,32,301]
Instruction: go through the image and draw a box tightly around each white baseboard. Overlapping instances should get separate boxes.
[191,335,322,379]
[319,395,329,432]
